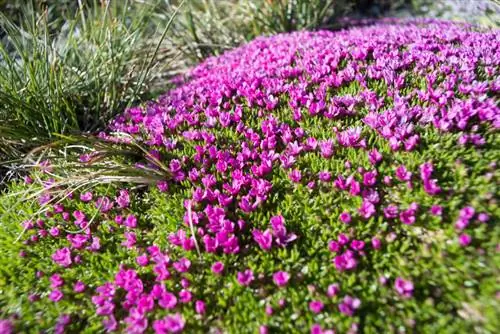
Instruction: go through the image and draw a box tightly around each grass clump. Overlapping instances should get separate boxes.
[0,0,182,160]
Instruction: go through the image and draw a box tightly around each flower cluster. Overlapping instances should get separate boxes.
[4,19,498,333]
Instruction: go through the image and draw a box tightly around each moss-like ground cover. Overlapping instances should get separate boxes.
[0,19,499,333]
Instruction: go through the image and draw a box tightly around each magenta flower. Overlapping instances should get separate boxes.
[327,283,340,298]
[0,320,13,334]
[363,170,377,187]
[430,205,443,216]
[124,214,138,228]
[253,229,273,251]
[478,213,490,222]
[211,261,224,275]
[236,269,255,286]
[289,169,302,183]
[459,233,472,247]
[273,271,290,287]
[395,165,412,182]
[157,180,169,193]
[122,232,137,248]
[73,281,86,293]
[270,215,297,247]
[318,171,331,182]
[394,277,414,298]
[195,300,206,315]
[95,196,113,213]
[116,189,130,208]
[136,255,149,267]
[338,295,361,316]
[49,289,64,302]
[51,247,72,267]
[333,252,358,271]
[55,314,71,334]
[102,315,117,332]
[50,274,64,288]
[158,292,177,310]
[309,300,324,313]
[80,191,93,202]
[152,313,185,334]
[173,258,191,273]
[368,149,382,165]
[179,289,193,303]
[358,200,376,219]
[371,238,381,250]
[339,211,352,224]
[400,208,416,225]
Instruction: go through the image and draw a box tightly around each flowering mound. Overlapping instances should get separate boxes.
[0,20,499,333]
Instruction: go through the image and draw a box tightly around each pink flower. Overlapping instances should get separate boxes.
[0,320,13,334]
[309,300,324,313]
[152,313,185,334]
[136,255,149,266]
[102,315,117,332]
[49,289,64,302]
[253,229,273,251]
[211,262,224,275]
[430,205,442,216]
[179,289,193,303]
[195,300,206,315]
[327,283,340,297]
[270,215,297,247]
[51,247,72,267]
[124,214,138,228]
[157,181,169,193]
[50,274,64,288]
[358,200,375,219]
[122,232,137,248]
[158,292,177,309]
[459,233,472,247]
[116,189,130,208]
[273,271,290,287]
[73,281,86,293]
[289,169,302,183]
[339,211,351,224]
[173,258,191,273]
[95,196,113,213]
[80,192,93,202]
[371,238,381,250]
[394,277,414,298]
[310,324,326,334]
[333,252,358,271]
[362,170,377,187]
[368,149,382,165]
[318,171,331,182]
[237,269,254,286]
[478,213,489,222]
[51,315,68,333]
[395,165,412,182]
[338,295,361,316]
[400,208,416,225]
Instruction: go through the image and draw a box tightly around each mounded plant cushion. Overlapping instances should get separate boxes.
[0,19,499,333]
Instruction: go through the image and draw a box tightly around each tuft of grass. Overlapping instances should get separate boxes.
[0,0,182,159]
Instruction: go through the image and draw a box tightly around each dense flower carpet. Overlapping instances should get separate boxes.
[0,19,498,333]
